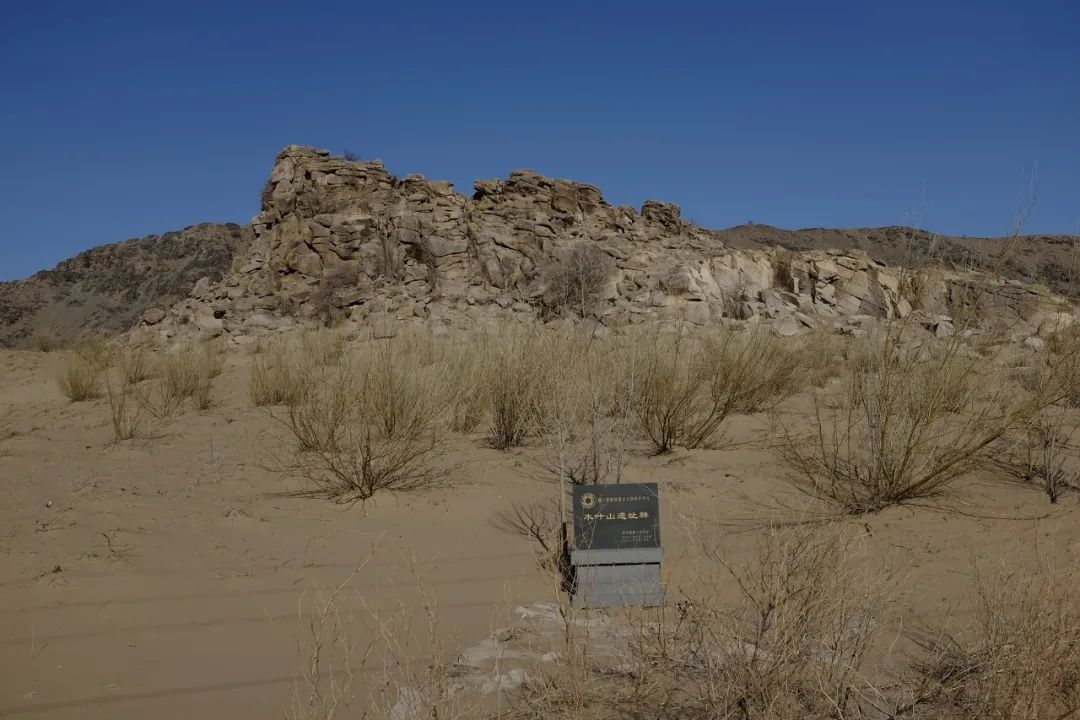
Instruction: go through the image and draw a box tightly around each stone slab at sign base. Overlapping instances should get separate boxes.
[570,483,664,609]
[570,548,664,609]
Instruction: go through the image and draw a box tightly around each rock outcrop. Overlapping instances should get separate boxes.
[143,147,1076,343]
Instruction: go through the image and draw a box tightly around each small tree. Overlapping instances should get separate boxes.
[544,243,614,318]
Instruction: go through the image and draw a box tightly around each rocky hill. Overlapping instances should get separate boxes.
[0,223,252,348]
[141,146,1077,345]
[5,146,1077,349]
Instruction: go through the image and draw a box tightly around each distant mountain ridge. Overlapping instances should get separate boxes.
[0,223,251,348]
[716,224,1080,294]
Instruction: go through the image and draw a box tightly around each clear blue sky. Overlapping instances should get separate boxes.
[1,0,1077,281]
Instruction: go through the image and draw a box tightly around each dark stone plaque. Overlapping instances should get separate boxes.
[572,483,660,550]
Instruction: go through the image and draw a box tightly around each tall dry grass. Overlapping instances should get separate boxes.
[56,351,105,401]
[131,342,220,417]
[250,338,312,407]
[483,327,562,450]
[117,346,156,385]
[106,378,145,442]
[54,334,120,401]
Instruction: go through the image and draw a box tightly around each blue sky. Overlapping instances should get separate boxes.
[1,0,1077,281]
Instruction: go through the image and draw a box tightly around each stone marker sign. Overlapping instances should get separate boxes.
[572,483,660,550]
[570,483,663,609]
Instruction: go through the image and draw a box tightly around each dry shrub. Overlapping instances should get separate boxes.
[286,574,363,720]
[993,409,1080,503]
[484,327,560,449]
[299,328,346,367]
[31,333,58,352]
[797,328,845,388]
[192,376,214,411]
[1036,328,1080,407]
[660,525,882,718]
[777,330,1060,515]
[202,338,226,378]
[440,339,489,434]
[278,341,445,503]
[909,557,1080,719]
[519,524,886,719]
[117,347,156,385]
[286,560,480,720]
[72,334,115,370]
[538,332,637,486]
[492,499,567,576]
[160,346,204,399]
[134,342,220,416]
[633,326,800,453]
[630,330,700,454]
[56,352,104,401]
[106,379,145,442]
[543,242,614,318]
[162,345,217,408]
[285,366,351,454]
[250,339,310,407]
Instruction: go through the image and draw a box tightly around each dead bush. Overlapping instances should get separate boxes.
[993,410,1080,503]
[440,339,488,434]
[31,333,59,352]
[160,347,204,399]
[484,328,559,449]
[777,330,1057,515]
[286,558,480,720]
[631,330,702,454]
[106,379,145,442]
[202,338,226,378]
[250,339,310,407]
[633,327,800,453]
[909,558,1080,719]
[689,328,801,438]
[560,341,637,485]
[285,367,352,454]
[278,344,445,503]
[299,328,346,367]
[117,347,156,386]
[192,376,214,411]
[72,334,115,370]
[56,352,104,401]
[797,328,846,388]
[543,242,614,318]
[520,524,887,719]
[133,343,220,417]
[492,499,566,576]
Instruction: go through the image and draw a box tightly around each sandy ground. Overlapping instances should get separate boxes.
[2,347,1078,718]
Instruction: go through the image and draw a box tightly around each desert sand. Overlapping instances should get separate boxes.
[1,342,1075,719]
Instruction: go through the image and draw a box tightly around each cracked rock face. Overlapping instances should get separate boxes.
[144,146,1075,343]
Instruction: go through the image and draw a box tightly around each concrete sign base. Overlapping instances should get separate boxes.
[569,548,664,609]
